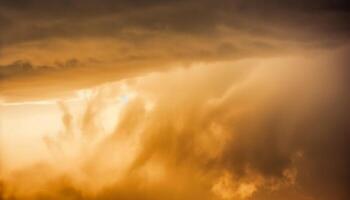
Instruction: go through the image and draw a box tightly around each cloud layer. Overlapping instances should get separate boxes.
[1,1,350,200]
[1,0,349,101]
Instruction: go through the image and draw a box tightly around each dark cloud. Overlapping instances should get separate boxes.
[0,0,349,101]
[0,59,79,79]
[0,0,349,46]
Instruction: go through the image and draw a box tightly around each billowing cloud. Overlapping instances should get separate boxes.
[1,48,350,199]
[0,1,349,200]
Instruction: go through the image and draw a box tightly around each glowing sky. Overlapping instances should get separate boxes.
[1,1,350,200]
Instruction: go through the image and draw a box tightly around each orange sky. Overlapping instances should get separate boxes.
[1,1,350,200]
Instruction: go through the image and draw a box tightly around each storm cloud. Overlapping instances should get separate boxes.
[1,0,349,101]
[0,1,350,200]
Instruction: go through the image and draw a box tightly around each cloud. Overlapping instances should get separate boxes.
[0,0,348,45]
[0,1,349,200]
[2,49,349,199]
[0,59,79,79]
[0,0,349,102]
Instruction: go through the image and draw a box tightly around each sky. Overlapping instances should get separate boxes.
[0,1,350,200]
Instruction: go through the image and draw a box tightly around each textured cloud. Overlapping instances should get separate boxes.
[0,59,79,79]
[1,48,350,199]
[0,1,349,200]
[1,0,349,101]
